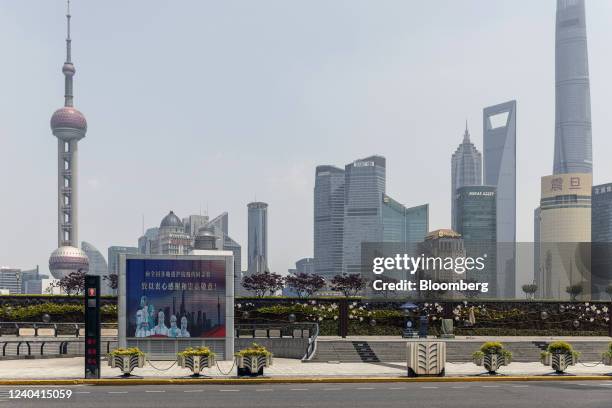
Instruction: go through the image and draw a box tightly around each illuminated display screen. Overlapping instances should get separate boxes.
[126,258,226,339]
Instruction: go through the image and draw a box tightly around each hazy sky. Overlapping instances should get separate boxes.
[2,1,612,281]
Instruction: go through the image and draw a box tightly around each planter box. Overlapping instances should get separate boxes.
[406,341,446,377]
[235,354,273,377]
[474,353,510,374]
[603,354,612,366]
[541,353,577,374]
[177,354,216,376]
[108,353,145,376]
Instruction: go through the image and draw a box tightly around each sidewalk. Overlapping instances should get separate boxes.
[0,357,611,380]
[317,335,612,342]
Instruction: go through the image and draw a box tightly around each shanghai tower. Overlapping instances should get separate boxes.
[553,0,592,174]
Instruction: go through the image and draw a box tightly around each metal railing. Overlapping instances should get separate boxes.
[0,322,117,337]
[1,339,118,357]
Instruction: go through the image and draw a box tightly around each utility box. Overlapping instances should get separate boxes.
[406,341,446,377]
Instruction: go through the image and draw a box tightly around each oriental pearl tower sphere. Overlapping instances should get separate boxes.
[48,1,89,279]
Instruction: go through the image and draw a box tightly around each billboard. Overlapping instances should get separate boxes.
[125,258,226,339]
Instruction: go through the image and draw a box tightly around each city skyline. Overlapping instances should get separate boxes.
[2,1,612,282]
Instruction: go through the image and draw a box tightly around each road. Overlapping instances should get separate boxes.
[0,381,611,408]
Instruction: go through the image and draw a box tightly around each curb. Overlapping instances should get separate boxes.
[0,375,611,386]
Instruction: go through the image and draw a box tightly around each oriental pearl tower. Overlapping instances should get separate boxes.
[48,1,89,279]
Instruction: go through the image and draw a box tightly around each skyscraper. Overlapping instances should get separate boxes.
[81,242,108,292]
[138,227,159,254]
[592,183,612,242]
[247,202,268,274]
[451,123,482,231]
[455,186,497,296]
[382,196,428,244]
[314,165,345,280]
[343,155,386,274]
[538,173,592,299]
[0,268,21,295]
[483,100,516,298]
[108,246,139,275]
[591,183,612,299]
[553,0,592,175]
[48,2,89,279]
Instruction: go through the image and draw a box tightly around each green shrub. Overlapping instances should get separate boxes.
[602,342,612,359]
[474,341,512,360]
[546,341,573,354]
[236,343,271,357]
[109,347,144,357]
[177,347,215,358]
[480,341,503,354]
[543,341,580,360]
[0,302,117,322]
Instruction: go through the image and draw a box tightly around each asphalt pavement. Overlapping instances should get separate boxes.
[0,381,611,408]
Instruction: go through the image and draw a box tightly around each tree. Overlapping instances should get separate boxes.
[53,269,87,295]
[521,283,538,300]
[104,273,118,291]
[284,273,326,298]
[606,284,612,300]
[330,274,366,297]
[565,283,583,301]
[242,271,284,297]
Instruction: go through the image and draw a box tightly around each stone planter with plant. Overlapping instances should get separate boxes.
[177,347,216,377]
[472,341,512,375]
[234,343,273,377]
[107,347,145,377]
[540,341,579,374]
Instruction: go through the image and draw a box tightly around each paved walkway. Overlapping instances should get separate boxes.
[0,357,611,379]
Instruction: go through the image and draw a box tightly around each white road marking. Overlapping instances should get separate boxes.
[183,390,203,393]
[290,388,308,391]
[219,389,240,392]
[512,385,529,388]
[75,391,91,394]
[323,388,342,391]
[482,385,500,388]
[256,389,273,392]
[356,387,375,390]
[388,387,406,390]
[145,390,165,393]
[421,386,438,389]
[108,391,128,394]
[451,386,468,389]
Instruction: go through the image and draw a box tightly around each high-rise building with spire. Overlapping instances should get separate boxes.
[537,0,593,300]
[451,122,482,231]
[48,1,90,279]
[553,0,592,175]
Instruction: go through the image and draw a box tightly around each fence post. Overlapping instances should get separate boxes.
[338,298,349,338]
